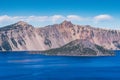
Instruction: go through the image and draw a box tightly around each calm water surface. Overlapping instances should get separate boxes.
[0,51,120,80]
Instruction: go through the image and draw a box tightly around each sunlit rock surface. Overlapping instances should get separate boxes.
[0,20,120,51]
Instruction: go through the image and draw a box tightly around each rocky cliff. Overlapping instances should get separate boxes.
[42,39,114,56]
[0,20,120,51]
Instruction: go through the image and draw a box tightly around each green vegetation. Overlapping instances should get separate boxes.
[42,39,113,56]
[95,45,113,55]
[82,48,97,55]
[2,41,12,51]
[11,38,18,47]
[0,46,2,51]
[18,38,26,46]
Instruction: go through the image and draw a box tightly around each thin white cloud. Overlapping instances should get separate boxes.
[50,15,65,23]
[0,15,65,24]
[27,16,48,22]
[0,15,11,22]
[67,15,84,21]
[0,14,113,27]
[94,14,113,22]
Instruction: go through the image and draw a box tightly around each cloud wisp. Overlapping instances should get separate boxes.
[94,14,113,22]
[0,14,113,27]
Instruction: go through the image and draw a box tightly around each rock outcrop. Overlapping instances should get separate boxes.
[0,20,120,51]
[41,39,114,56]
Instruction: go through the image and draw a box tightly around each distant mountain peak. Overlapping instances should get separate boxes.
[13,21,34,29]
[62,20,71,23]
[61,20,73,26]
[0,21,33,31]
[15,21,29,26]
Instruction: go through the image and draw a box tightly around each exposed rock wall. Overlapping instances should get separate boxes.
[0,21,120,51]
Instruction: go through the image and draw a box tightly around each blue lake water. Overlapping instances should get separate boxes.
[0,51,120,80]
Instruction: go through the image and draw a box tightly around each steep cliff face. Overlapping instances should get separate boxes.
[0,20,120,51]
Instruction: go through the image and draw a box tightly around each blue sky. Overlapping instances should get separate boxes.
[0,0,120,29]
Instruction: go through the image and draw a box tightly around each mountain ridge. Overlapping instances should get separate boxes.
[0,21,33,31]
[0,20,120,52]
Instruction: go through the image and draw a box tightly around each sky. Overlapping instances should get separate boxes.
[0,0,120,29]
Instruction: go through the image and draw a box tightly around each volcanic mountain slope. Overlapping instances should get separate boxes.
[0,20,120,51]
[41,39,114,56]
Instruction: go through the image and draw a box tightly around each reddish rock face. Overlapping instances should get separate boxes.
[0,20,120,51]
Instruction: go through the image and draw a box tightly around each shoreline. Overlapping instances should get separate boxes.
[0,50,115,57]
